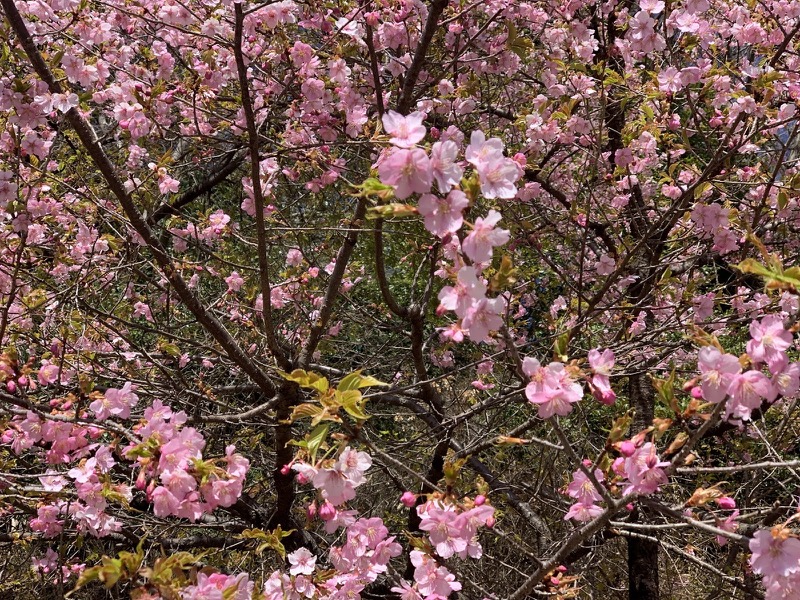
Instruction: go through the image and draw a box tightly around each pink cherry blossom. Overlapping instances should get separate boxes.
[747,315,793,374]
[750,528,800,578]
[418,190,469,238]
[430,140,463,192]
[288,547,317,576]
[525,361,584,419]
[461,210,510,263]
[437,266,487,318]
[462,297,505,344]
[566,467,605,505]
[378,148,433,199]
[697,346,741,403]
[382,110,426,148]
[564,502,604,522]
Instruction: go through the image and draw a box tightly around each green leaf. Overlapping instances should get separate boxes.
[337,370,387,392]
[554,332,569,362]
[608,412,634,444]
[366,203,417,219]
[351,177,395,200]
[736,258,800,291]
[506,20,533,59]
[306,423,329,462]
[279,369,329,393]
[338,389,370,421]
[693,181,712,199]
[239,527,294,559]
[288,403,324,422]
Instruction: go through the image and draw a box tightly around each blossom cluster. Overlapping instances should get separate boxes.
[562,441,670,523]
[375,111,522,346]
[125,401,250,520]
[749,526,800,600]
[696,315,798,421]
[416,498,495,559]
[292,446,372,508]
[3,390,250,539]
[523,349,615,419]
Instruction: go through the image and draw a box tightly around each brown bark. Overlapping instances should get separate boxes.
[627,374,659,600]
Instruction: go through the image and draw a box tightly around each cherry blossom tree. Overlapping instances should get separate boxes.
[2,0,800,598]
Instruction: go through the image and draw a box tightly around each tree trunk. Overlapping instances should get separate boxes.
[627,374,659,600]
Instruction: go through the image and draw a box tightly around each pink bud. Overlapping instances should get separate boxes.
[319,501,337,521]
[556,565,567,573]
[295,472,309,485]
[619,440,636,457]
[400,491,417,507]
[17,376,28,387]
[717,496,736,510]
[135,470,147,490]
[485,516,496,528]
[474,495,486,506]
[119,120,130,130]
[625,503,634,511]
[513,153,527,166]
[430,126,440,140]
[691,386,704,399]
[6,380,16,393]
[280,464,291,476]
[307,502,318,519]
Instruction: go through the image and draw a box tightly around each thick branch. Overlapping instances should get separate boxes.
[233,4,290,370]
[396,0,449,114]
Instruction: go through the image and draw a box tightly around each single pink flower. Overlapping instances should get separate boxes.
[697,346,741,403]
[430,140,463,192]
[378,148,432,199]
[750,527,800,578]
[462,210,510,263]
[382,110,426,148]
[418,190,469,238]
[747,315,793,374]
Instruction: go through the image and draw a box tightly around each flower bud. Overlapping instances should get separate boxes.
[6,380,16,393]
[717,496,736,510]
[319,501,336,521]
[400,491,417,507]
[280,464,291,476]
[690,386,704,399]
[307,501,317,519]
[474,494,486,506]
[485,516,496,528]
[619,440,636,457]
